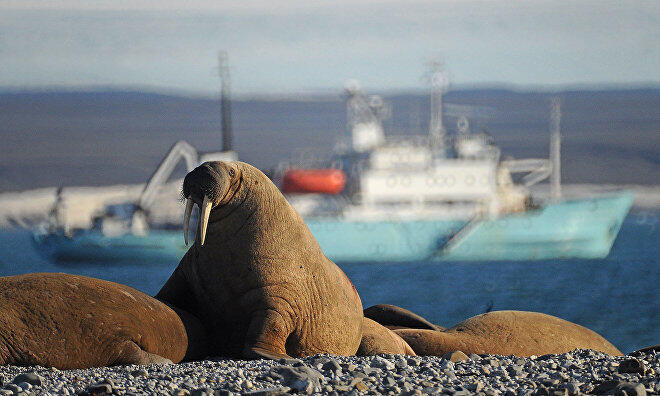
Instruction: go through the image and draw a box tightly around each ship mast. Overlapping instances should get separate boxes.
[219,51,233,152]
[550,97,562,199]
[429,64,449,157]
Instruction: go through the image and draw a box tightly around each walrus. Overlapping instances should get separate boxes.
[364,304,444,331]
[358,318,416,356]
[395,310,622,357]
[0,273,208,369]
[156,161,363,359]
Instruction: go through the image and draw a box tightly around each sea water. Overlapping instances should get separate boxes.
[0,211,657,353]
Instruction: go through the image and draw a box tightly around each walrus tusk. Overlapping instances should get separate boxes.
[183,197,194,245]
[199,195,212,246]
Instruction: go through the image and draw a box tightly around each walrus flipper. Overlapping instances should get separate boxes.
[242,309,292,360]
[113,341,173,366]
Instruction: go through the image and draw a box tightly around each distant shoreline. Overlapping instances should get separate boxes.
[1,88,658,191]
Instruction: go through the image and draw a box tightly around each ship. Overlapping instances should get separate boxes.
[32,64,633,263]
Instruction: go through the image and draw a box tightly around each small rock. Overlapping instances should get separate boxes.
[87,383,112,395]
[371,356,395,370]
[132,369,149,377]
[562,382,581,395]
[269,364,324,394]
[191,388,213,396]
[3,384,22,394]
[615,382,647,396]
[16,382,31,391]
[508,365,524,377]
[592,379,621,394]
[278,358,304,366]
[321,359,342,374]
[12,373,43,387]
[401,381,414,393]
[618,359,646,375]
[171,390,190,396]
[354,381,368,392]
[439,360,454,371]
[421,386,443,395]
[469,381,484,392]
[242,387,291,396]
[442,350,469,362]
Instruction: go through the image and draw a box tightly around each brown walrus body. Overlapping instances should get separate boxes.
[395,310,622,357]
[156,161,363,359]
[0,273,207,369]
[358,318,416,356]
[364,304,445,331]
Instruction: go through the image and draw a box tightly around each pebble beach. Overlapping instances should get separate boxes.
[0,349,657,396]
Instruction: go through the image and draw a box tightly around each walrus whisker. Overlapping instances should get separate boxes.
[199,195,212,246]
[183,197,194,245]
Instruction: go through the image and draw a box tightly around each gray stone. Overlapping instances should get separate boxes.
[190,388,213,396]
[383,376,396,387]
[277,358,304,366]
[592,379,621,394]
[562,382,581,395]
[321,359,342,374]
[3,384,22,394]
[442,351,469,362]
[132,369,149,377]
[242,387,291,396]
[371,356,395,370]
[618,359,646,375]
[615,382,647,396]
[269,365,324,394]
[15,383,31,392]
[87,383,112,394]
[12,374,43,387]
[509,365,525,377]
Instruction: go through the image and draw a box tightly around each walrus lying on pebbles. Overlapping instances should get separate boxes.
[156,161,363,359]
[358,318,416,356]
[395,310,622,357]
[364,304,444,331]
[0,273,207,369]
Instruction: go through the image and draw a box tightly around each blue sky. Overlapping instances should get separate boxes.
[0,0,658,95]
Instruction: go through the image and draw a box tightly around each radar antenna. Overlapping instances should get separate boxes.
[550,97,562,199]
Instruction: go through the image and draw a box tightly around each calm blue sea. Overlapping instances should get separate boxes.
[0,211,657,354]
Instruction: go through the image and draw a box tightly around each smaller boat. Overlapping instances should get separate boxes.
[281,169,346,194]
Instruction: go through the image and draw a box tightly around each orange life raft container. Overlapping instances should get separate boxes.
[281,168,346,194]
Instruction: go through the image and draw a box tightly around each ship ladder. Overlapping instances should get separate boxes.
[436,216,485,257]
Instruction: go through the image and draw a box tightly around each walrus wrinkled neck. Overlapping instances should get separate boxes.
[203,166,313,254]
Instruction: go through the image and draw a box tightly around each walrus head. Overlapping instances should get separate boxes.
[182,161,242,245]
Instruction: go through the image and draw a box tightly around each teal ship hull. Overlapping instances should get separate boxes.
[308,192,634,262]
[33,192,634,263]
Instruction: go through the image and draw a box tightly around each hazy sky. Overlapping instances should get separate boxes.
[0,0,658,94]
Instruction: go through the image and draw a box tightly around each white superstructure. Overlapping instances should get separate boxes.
[287,71,554,220]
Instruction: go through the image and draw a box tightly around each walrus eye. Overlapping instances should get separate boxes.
[229,168,235,177]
